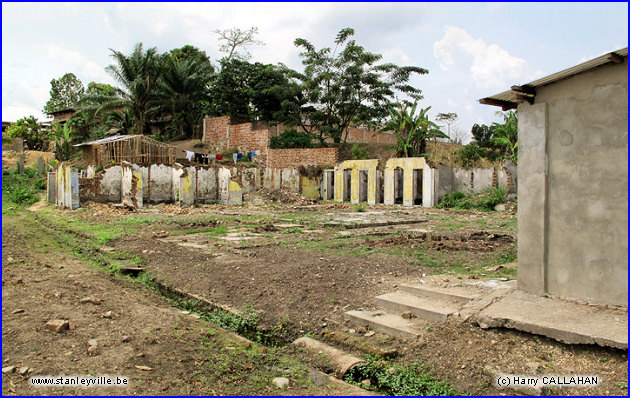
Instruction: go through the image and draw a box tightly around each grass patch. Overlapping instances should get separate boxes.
[344,355,457,395]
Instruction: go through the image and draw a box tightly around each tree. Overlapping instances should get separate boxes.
[490,111,518,162]
[214,26,264,61]
[6,116,48,150]
[43,73,85,114]
[286,27,428,144]
[105,108,134,134]
[382,100,447,157]
[168,45,214,72]
[436,112,458,142]
[155,55,214,139]
[88,43,160,135]
[51,122,74,161]
[471,123,495,148]
[207,58,290,122]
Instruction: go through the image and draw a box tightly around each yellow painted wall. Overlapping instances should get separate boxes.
[384,157,427,206]
[301,176,321,199]
[334,159,378,204]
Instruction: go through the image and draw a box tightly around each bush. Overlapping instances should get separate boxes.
[437,187,506,211]
[457,142,486,168]
[270,129,315,149]
[351,143,370,160]
[2,166,46,206]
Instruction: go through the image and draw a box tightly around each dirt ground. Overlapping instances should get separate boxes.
[2,199,628,396]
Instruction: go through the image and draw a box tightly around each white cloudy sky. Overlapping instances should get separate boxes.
[2,2,627,142]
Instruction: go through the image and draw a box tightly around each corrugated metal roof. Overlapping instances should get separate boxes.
[73,135,140,147]
[479,47,628,109]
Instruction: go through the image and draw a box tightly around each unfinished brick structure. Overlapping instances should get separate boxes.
[202,116,395,168]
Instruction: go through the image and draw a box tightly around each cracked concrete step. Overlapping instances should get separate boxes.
[344,310,425,339]
[374,291,460,322]
[399,283,477,305]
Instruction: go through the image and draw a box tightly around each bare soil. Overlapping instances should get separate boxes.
[3,201,627,396]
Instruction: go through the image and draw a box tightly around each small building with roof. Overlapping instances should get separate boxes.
[479,48,628,307]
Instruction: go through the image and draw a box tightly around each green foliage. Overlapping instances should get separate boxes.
[344,355,456,395]
[354,202,368,212]
[155,54,214,139]
[382,100,447,157]
[269,129,314,149]
[43,73,85,114]
[51,123,74,161]
[350,144,370,160]
[6,116,48,150]
[457,142,486,168]
[207,58,289,122]
[284,27,428,144]
[2,166,46,205]
[437,188,506,211]
[470,111,518,163]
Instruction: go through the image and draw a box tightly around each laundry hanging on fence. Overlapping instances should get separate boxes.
[184,150,194,162]
[246,151,259,161]
[233,153,243,164]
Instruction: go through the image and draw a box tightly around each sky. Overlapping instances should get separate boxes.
[2,2,628,142]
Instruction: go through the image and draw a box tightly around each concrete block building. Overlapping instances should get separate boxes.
[480,48,628,306]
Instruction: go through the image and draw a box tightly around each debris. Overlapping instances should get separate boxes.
[364,331,375,337]
[18,367,29,376]
[356,326,367,334]
[401,311,412,319]
[102,311,113,319]
[361,379,371,388]
[272,377,289,389]
[348,328,356,334]
[46,320,69,333]
[79,297,102,305]
[87,339,99,356]
[11,309,24,314]
[388,366,397,375]
[2,366,15,374]
[135,365,153,371]
[121,336,132,343]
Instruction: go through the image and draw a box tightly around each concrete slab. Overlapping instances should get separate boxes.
[374,291,459,322]
[399,284,478,305]
[344,310,425,340]
[475,289,627,349]
[323,211,427,229]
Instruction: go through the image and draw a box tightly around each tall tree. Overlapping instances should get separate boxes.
[43,73,85,114]
[88,43,160,135]
[214,26,264,61]
[436,112,458,142]
[207,58,290,122]
[168,45,214,72]
[286,27,428,144]
[155,55,214,139]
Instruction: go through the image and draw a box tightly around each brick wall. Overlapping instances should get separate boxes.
[203,116,230,149]
[267,148,338,169]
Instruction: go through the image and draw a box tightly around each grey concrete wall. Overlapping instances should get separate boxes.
[518,60,628,306]
[100,165,122,202]
[281,169,300,193]
[196,167,218,203]
[148,164,173,203]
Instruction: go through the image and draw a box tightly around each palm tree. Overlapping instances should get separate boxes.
[88,43,160,135]
[154,55,214,139]
[382,100,447,157]
[490,111,518,162]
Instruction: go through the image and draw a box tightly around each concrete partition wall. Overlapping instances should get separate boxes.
[384,158,435,207]
[517,60,628,306]
[54,163,79,209]
[333,160,379,204]
[121,163,143,208]
[148,164,173,203]
[196,167,218,203]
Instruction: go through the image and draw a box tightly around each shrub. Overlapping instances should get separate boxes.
[270,129,315,149]
[6,115,49,150]
[2,166,46,206]
[438,187,506,211]
[457,142,486,168]
[354,202,368,212]
[350,143,370,160]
